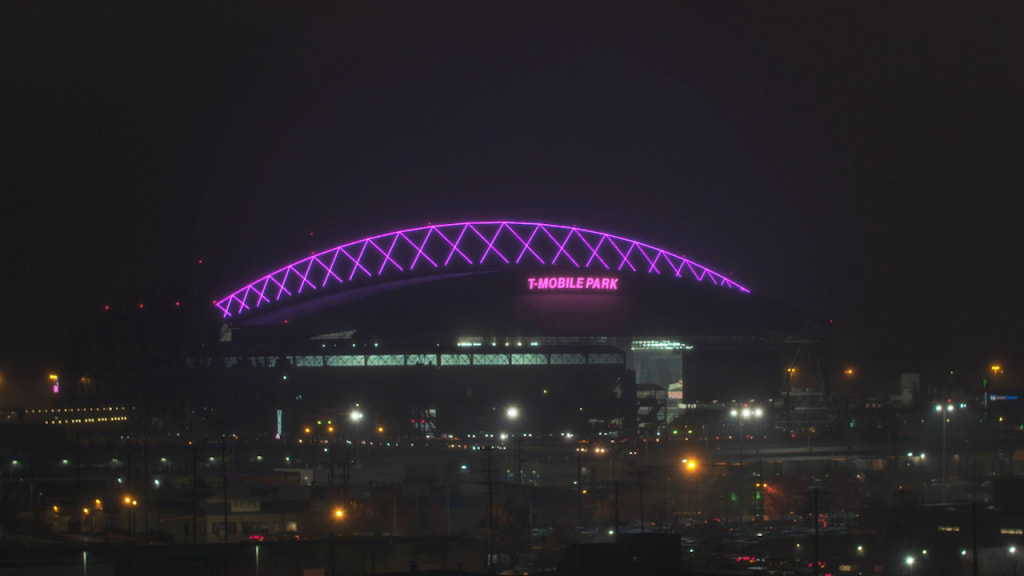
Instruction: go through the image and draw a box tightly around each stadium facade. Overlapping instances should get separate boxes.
[165,221,822,438]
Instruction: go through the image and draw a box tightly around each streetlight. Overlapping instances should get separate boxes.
[729,407,763,524]
[682,458,699,515]
[935,402,955,502]
[349,409,363,464]
[505,406,519,420]
[905,555,915,574]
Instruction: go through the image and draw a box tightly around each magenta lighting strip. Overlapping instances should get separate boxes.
[215,221,749,318]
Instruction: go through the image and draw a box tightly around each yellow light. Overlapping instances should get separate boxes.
[582,489,588,495]
[304,427,311,434]
[53,505,59,513]
[844,368,854,376]
[327,426,334,433]
[992,365,1002,373]
[334,508,345,519]
[787,367,796,374]
[377,426,384,433]
[132,500,137,506]
[686,459,698,471]
[49,374,58,380]
[83,508,90,515]
[124,496,132,504]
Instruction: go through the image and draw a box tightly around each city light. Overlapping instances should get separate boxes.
[350,410,364,422]
[992,365,1003,374]
[731,407,762,420]
[844,367,854,376]
[905,556,914,566]
[333,508,345,519]
[506,406,519,420]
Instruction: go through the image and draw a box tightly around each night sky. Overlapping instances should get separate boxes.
[2,3,1021,402]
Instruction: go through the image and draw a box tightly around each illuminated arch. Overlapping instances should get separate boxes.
[215,221,750,318]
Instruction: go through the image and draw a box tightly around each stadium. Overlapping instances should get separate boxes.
[173,221,822,439]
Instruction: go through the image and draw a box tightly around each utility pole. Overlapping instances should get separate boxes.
[516,437,523,487]
[813,488,819,576]
[143,438,149,534]
[486,445,494,572]
[614,481,620,536]
[637,471,646,533]
[343,445,350,500]
[221,434,228,545]
[971,495,979,576]
[577,450,583,526]
[75,435,82,512]
[192,441,198,545]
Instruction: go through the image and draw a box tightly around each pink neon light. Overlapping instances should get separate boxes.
[509,224,544,264]
[472,223,509,264]
[215,221,749,318]
[527,277,619,291]
[405,230,438,269]
[345,242,371,280]
[441,225,472,266]
[542,226,580,267]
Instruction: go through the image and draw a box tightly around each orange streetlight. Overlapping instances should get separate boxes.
[333,507,345,519]
[844,368,854,376]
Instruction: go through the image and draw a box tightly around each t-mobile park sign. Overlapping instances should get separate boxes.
[527,276,619,291]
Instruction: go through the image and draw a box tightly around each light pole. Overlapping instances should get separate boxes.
[729,407,762,525]
[934,402,955,502]
[682,458,698,516]
[505,406,521,484]
[349,408,364,465]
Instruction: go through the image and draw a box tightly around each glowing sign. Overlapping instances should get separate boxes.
[527,276,619,291]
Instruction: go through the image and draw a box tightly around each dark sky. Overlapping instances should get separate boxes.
[2,3,1021,401]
